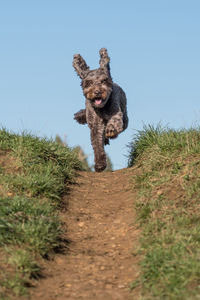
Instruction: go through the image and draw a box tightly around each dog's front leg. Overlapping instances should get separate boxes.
[105,111,124,139]
[90,122,107,172]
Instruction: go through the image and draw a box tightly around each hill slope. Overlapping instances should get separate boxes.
[128,125,200,299]
[0,129,82,299]
[2,125,200,299]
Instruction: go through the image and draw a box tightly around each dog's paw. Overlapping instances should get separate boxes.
[95,163,107,172]
[105,124,118,139]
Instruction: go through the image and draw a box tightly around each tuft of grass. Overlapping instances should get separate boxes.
[0,128,83,298]
[0,197,62,255]
[128,123,200,167]
[129,124,200,299]
[7,249,40,278]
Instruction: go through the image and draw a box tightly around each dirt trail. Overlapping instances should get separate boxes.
[30,168,139,300]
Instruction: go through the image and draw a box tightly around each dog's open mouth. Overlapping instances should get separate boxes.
[94,97,103,105]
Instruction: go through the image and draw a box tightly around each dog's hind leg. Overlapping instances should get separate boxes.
[90,122,107,172]
[122,108,129,131]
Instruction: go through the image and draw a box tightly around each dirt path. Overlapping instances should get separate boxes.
[30,168,139,300]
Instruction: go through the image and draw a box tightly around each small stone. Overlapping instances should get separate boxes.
[113,219,121,224]
[106,284,112,289]
[55,257,64,264]
[89,279,96,285]
[157,190,163,196]
[118,284,125,289]
[100,266,105,270]
[65,283,72,288]
[78,222,85,227]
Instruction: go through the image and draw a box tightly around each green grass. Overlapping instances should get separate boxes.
[0,128,83,298]
[129,124,200,300]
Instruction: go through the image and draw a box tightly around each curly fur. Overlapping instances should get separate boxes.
[73,48,128,172]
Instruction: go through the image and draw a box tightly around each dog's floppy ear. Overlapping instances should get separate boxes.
[99,48,110,74]
[73,54,90,79]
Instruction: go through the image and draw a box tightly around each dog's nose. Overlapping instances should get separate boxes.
[94,89,101,96]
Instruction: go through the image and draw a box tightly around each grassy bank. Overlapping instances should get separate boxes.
[129,125,200,299]
[0,129,82,299]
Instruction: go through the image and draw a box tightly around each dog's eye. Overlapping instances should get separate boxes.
[84,80,92,88]
[101,79,107,84]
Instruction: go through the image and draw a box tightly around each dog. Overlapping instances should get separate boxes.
[73,48,128,172]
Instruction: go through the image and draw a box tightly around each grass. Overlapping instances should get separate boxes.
[128,124,200,300]
[0,128,83,298]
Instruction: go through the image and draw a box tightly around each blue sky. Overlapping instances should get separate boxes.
[0,1,200,169]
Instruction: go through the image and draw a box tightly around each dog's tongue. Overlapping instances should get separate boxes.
[95,99,102,105]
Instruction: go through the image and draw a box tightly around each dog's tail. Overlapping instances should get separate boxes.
[74,109,87,125]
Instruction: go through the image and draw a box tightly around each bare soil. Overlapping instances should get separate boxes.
[29,168,139,300]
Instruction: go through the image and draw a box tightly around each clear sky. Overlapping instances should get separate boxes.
[0,0,200,169]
